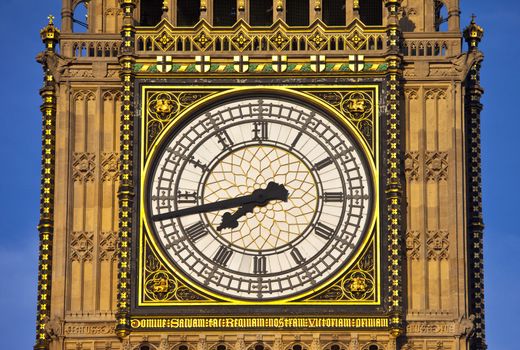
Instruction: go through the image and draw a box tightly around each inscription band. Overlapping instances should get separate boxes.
[131,317,389,330]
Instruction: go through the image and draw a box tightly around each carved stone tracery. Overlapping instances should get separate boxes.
[101,152,120,182]
[426,230,449,260]
[406,230,421,260]
[73,152,96,183]
[70,231,94,262]
[99,231,118,261]
[425,152,448,181]
[404,152,420,181]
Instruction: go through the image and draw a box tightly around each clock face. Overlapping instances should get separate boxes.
[145,95,373,301]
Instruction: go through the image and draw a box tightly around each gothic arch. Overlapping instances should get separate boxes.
[284,342,309,350]
[72,0,89,33]
[169,343,193,350]
[246,343,272,350]
[209,343,235,350]
[361,344,384,350]
[434,0,449,31]
[322,342,349,350]
[133,343,159,350]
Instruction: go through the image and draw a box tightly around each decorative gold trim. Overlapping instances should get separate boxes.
[134,18,388,55]
[137,86,381,307]
[34,16,60,350]
[383,0,404,338]
[116,0,137,339]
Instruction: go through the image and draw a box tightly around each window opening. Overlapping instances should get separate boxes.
[250,0,273,26]
[359,0,383,26]
[140,0,163,26]
[178,0,201,26]
[286,0,309,26]
[434,0,448,31]
[323,0,346,26]
[72,1,89,32]
[214,0,237,26]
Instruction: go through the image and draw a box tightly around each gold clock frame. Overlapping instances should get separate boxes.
[134,85,382,308]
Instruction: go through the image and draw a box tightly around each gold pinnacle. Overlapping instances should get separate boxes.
[48,14,55,25]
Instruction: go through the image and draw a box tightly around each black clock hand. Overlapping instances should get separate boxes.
[217,202,257,231]
[217,182,289,231]
[152,182,289,221]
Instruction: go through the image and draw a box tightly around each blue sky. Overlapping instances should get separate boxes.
[0,0,517,348]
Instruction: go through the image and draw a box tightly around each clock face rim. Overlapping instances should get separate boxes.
[140,87,378,303]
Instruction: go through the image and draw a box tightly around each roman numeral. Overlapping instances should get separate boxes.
[215,129,234,150]
[185,221,209,242]
[177,191,199,204]
[313,157,334,171]
[290,248,305,264]
[213,246,233,267]
[253,256,267,274]
[315,222,335,240]
[323,192,344,202]
[252,121,269,140]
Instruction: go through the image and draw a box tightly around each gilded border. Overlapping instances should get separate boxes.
[383,0,404,339]
[34,18,60,350]
[116,0,137,339]
[136,86,381,307]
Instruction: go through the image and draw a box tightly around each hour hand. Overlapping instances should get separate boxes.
[217,202,257,231]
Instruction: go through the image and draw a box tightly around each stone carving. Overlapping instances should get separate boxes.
[405,88,418,100]
[73,153,96,183]
[99,231,117,261]
[310,336,320,350]
[122,338,133,350]
[36,51,76,82]
[427,230,449,260]
[235,336,246,350]
[197,336,207,350]
[456,314,475,337]
[70,231,94,262]
[425,152,448,181]
[425,88,447,101]
[44,316,63,339]
[101,152,120,182]
[406,230,421,260]
[449,51,485,80]
[349,337,358,350]
[405,152,420,181]
[406,321,456,335]
[273,336,283,350]
[158,337,170,350]
[67,68,95,78]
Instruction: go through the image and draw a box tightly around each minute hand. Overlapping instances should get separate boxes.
[151,182,288,221]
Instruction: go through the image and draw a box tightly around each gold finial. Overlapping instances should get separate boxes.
[463,14,484,51]
[48,14,55,25]
[162,0,168,12]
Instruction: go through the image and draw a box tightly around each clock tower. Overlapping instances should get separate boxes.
[35,1,485,350]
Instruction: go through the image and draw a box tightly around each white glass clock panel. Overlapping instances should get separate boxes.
[146,96,373,300]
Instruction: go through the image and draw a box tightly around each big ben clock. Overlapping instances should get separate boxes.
[138,88,378,304]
